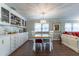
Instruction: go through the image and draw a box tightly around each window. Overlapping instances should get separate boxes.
[73,23,79,32]
[34,23,49,37]
[65,23,79,32]
[34,23,41,32]
[65,23,72,32]
[34,23,49,32]
[34,23,49,36]
[42,24,49,32]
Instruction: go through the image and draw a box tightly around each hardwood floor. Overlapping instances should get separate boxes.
[10,40,79,56]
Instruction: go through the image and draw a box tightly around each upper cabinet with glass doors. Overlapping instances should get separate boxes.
[11,13,21,26]
[1,7,9,23]
[1,6,26,27]
[0,4,27,33]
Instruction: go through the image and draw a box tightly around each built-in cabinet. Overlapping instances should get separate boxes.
[0,35,10,56]
[10,32,28,54]
[61,34,79,53]
[0,32,28,56]
[0,4,28,56]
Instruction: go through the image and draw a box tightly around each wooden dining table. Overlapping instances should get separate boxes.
[32,36,53,52]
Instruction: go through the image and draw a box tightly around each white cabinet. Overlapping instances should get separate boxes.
[18,33,22,47]
[22,33,26,43]
[0,32,28,56]
[61,34,79,53]
[10,33,20,53]
[10,34,16,53]
[19,33,23,45]
[14,34,20,49]
[10,32,28,54]
[25,32,28,41]
[0,4,28,56]
[70,38,77,48]
[0,35,10,56]
[22,32,28,43]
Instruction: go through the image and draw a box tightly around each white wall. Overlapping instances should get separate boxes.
[26,19,79,40]
[26,20,64,40]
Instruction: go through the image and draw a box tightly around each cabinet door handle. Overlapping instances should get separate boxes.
[2,40,4,44]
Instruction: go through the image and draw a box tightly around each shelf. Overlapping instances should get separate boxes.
[11,13,21,26]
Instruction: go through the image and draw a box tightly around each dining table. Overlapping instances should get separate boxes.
[32,36,53,52]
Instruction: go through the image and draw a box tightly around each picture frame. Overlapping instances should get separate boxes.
[53,24,60,31]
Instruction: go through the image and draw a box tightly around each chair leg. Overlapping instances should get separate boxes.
[51,42,53,49]
[40,43,42,51]
[50,42,52,52]
[44,43,46,51]
[33,43,42,51]
[33,43,36,51]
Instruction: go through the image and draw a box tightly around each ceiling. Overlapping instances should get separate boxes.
[6,3,79,21]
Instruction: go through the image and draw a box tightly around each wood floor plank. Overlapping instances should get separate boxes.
[10,40,79,56]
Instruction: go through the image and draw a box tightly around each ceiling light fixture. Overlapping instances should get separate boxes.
[40,11,46,24]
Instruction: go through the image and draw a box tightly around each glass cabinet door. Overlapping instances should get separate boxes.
[1,7,9,23]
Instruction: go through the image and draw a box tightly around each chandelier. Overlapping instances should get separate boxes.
[40,11,46,24]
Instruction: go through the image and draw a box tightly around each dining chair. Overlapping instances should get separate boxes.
[33,39,42,51]
[43,38,49,50]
